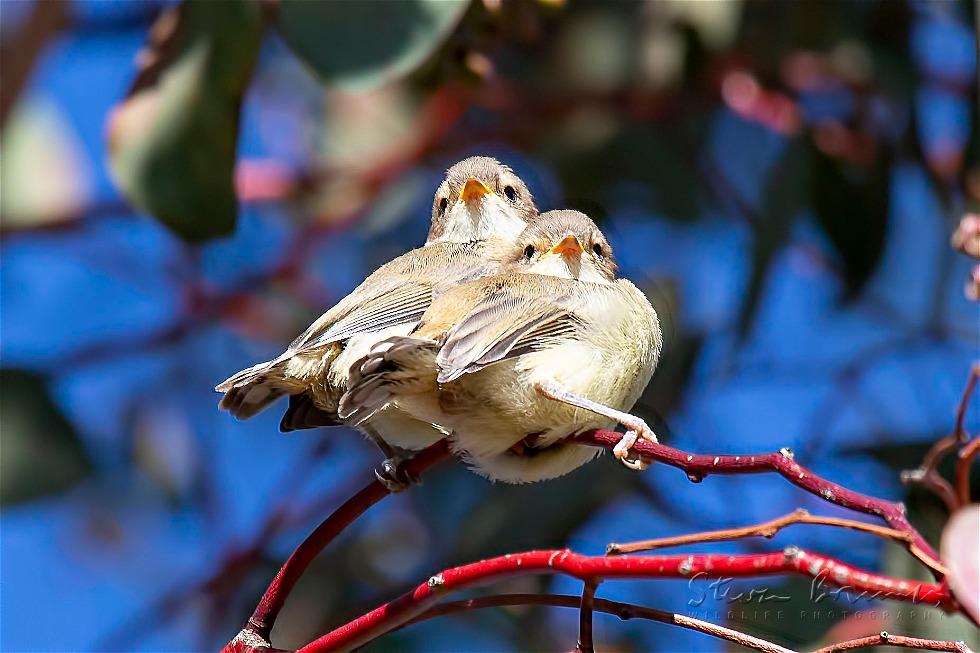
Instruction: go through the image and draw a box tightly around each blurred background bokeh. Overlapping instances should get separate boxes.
[1,0,978,651]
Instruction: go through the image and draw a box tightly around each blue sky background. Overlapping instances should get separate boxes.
[1,1,977,651]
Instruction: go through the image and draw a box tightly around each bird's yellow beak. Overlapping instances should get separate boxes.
[460,177,494,203]
[549,234,584,258]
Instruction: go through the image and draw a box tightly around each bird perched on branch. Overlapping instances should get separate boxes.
[340,210,662,483]
[216,157,538,484]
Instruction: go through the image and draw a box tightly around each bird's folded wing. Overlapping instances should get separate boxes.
[289,283,433,354]
[286,242,492,355]
[436,284,580,383]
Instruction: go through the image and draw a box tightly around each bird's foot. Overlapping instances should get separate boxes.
[610,415,658,471]
[374,456,419,493]
[533,379,657,471]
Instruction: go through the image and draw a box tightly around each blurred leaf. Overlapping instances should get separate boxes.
[809,143,890,299]
[549,122,704,220]
[275,0,469,92]
[0,370,92,505]
[552,9,633,93]
[864,0,915,101]
[941,505,980,623]
[667,0,742,51]
[883,539,980,650]
[320,85,426,174]
[0,97,92,229]
[107,0,263,241]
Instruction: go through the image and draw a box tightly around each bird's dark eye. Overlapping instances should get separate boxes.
[504,186,517,202]
[592,243,604,256]
[438,197,449,214]
[523,244,535,259]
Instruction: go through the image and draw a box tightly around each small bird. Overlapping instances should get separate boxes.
[340,210,662,483]
[215,157,538,480]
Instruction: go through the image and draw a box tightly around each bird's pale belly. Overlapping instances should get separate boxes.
[443,338,644,460]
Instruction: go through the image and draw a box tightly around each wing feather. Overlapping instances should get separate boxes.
[436,283,580,383]
[300,285,432,349]
[285,241,493,356]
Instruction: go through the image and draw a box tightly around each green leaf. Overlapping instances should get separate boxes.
[275,0,469,92]
[108,0,263,241]
[0,370,92,505]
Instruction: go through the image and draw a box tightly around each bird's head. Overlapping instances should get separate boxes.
[427,156,538,245]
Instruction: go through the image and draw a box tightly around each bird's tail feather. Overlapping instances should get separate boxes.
[215,359,291,420]
[338,336,438,425]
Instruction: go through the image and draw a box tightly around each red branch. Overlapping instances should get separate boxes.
[298,548,953,652]
[229,429,951,651]
[572,431,940,564]
[233,441,450,647]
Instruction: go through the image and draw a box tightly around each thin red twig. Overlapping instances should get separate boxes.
[954,364,979,439]
[572,431,941,565]
[403,593,795,653]
[298,548,953,652]
[576,580,599,653]
[812,631,973,653]
[229,441,450,649]
[901,365,979,512]
[900,434,962,514]
[955,437,979,507]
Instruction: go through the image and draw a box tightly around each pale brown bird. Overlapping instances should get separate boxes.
[215,157,538,481]
[340,210,662,483]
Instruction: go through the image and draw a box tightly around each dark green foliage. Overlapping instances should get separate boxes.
[276,0,469,91]
[1,370,92,505]
[108,0,263,241]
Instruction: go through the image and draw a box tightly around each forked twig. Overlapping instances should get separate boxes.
[231,429,953,651]
[902,365,979,511]
[230,365,980,650]
[900,434,962,513]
